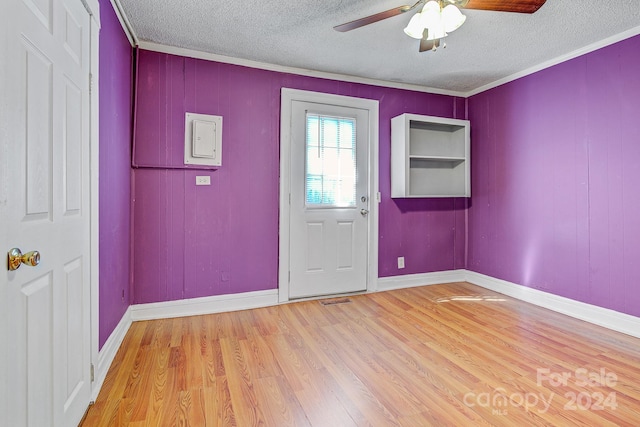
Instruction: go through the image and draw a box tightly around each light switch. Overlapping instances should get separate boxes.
[192,120,216,159]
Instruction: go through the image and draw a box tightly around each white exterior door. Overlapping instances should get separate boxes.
[288,100,370,299]
[0,0,93,425]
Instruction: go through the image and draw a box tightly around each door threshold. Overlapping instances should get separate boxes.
[284,290,368,304]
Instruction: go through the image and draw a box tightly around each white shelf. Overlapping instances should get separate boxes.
[408,155,466,162]
[391,113,470,198]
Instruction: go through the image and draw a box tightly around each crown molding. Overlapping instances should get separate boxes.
[464,25,640,97]
[136,40,466,97]
[109,0,137,47]
[106,5,640,97]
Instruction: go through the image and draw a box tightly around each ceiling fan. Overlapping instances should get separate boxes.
[334,0,547,52]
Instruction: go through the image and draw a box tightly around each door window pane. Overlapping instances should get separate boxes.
[306,114,356,207]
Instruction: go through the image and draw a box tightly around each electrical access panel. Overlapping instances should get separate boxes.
[184,112,222,167]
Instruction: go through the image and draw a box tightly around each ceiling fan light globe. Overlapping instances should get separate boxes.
[421,1,441,15]
[420,1,442,28]
[442,4,466,32]
[425,29,448,41]
[424,17,447,41]
[404,13,425,39]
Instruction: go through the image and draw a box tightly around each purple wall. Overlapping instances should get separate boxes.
[132,50,466,304]
[98,15,640,343]
[98,0,133,348]
[468,35,640,317]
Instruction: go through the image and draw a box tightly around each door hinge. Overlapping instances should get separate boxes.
[90,363,95,382]
[89,73,94,94]
[288,271,290,283]
[288,193,291,205]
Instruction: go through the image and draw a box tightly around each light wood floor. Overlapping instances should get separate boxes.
[82,282,640,426]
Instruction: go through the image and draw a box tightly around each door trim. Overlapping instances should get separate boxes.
[87,3,100,401]
[278,88,379,303]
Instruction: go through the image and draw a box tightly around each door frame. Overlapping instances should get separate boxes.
[87,0,101,401]
[278,88,379,303]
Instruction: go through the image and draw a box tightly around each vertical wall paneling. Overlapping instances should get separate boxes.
[468,35,640,318]
[101,14,640,339]
[98,0,133,348]
[132,50,467,304]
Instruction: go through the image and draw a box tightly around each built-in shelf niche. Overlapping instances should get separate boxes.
[391,113,470,198]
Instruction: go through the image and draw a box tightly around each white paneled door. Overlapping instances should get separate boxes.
[288,99,371,299]
[0,0,93,425]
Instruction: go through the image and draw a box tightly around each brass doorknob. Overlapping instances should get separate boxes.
[8,248,40,271]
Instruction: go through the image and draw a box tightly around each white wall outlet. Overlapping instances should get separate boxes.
[397,256,405,269]
[196,175,211,186]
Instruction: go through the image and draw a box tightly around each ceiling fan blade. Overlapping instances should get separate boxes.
[333,4,416,32]
[419,38,440,52]
[456,0,546,14]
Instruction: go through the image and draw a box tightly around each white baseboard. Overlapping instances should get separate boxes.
[91,270,640,403]
[92,306,132,400]
[465,270,640,339]
[90,289,278,400]
[129,289,280,321]
[377,269,467,292]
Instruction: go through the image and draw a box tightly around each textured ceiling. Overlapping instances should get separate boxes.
[117,0,640,94]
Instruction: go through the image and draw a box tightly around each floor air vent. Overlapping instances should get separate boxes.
[320,298,352,306]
